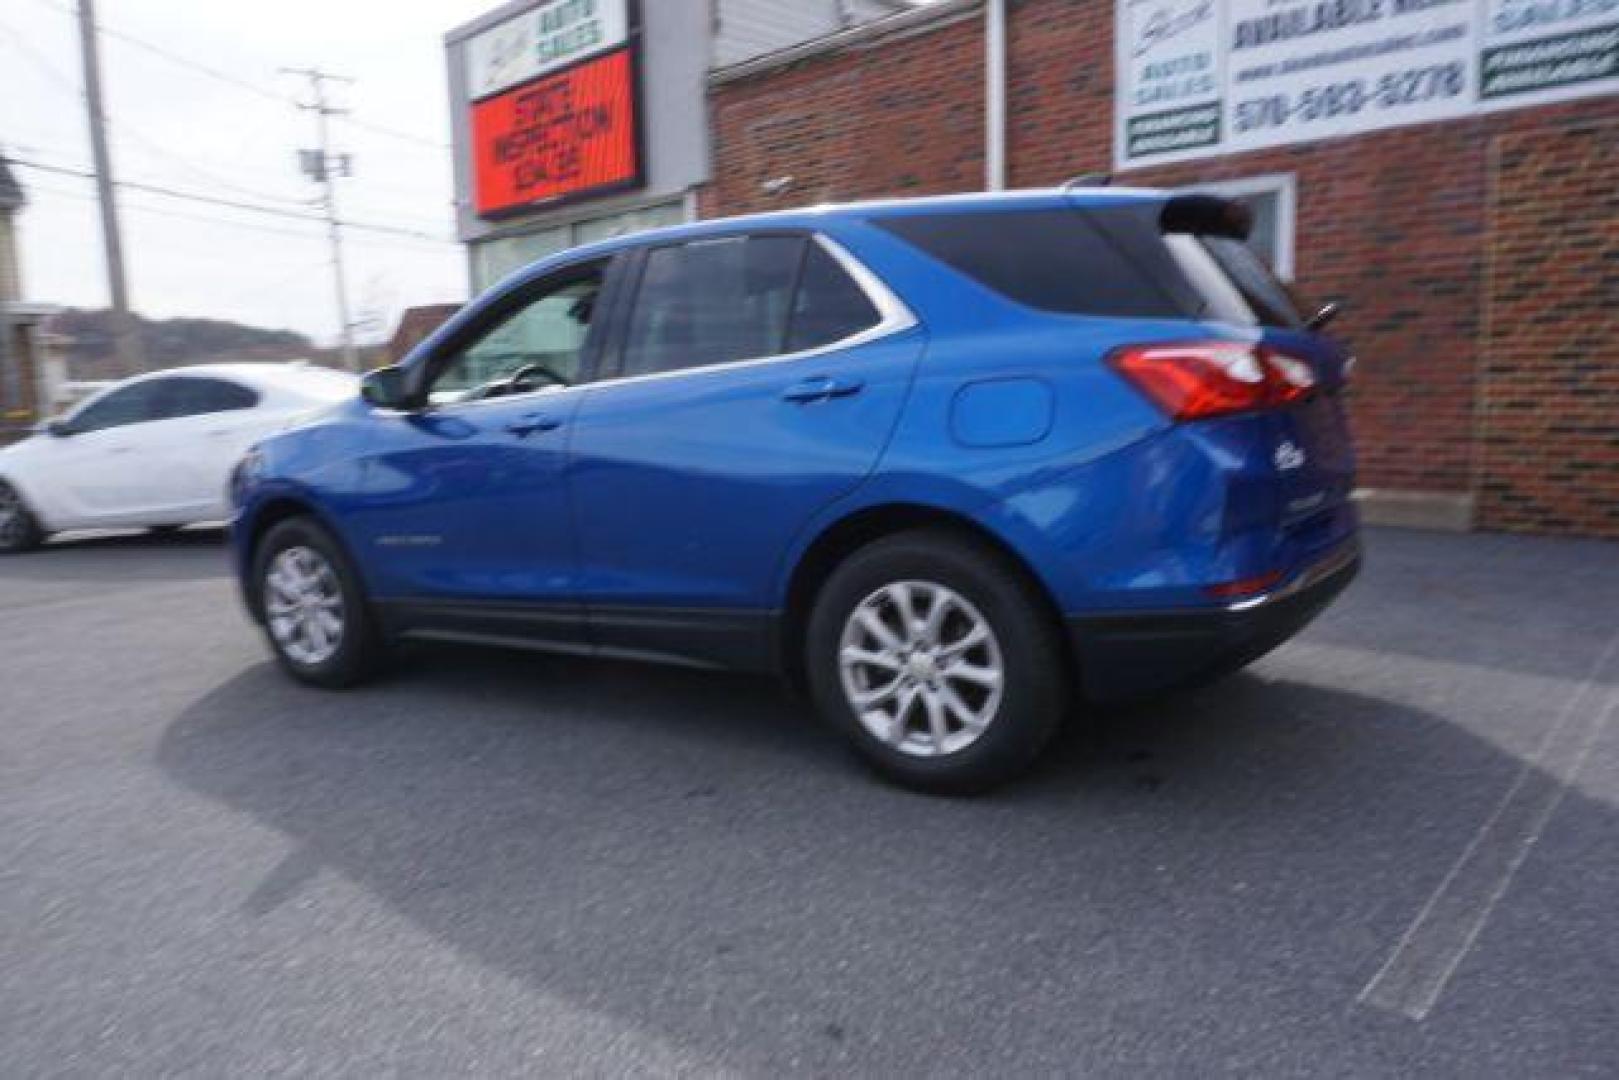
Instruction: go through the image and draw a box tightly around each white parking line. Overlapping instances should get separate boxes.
[1358,629,1619,1021]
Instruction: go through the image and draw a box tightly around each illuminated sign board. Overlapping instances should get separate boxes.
[466,0,630,100]
[470,45,642,217]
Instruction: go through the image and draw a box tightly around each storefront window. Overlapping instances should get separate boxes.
[473,227,569,290]
[471,199,688,291]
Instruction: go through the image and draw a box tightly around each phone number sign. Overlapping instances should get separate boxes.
[470,45,642,218]
[1116,0,1619,167]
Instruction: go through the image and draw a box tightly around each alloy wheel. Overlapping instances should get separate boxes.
[838,580,1005,757]
[264,545,346,667]
[0,485,27,549]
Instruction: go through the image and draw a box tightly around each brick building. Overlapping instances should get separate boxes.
[702,0,1619,538]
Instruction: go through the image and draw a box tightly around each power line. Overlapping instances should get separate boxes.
[5,4,454,223]
[17,138,451,232]
[0,13,81,96]
[21,0,450,152]
[9,157,455,243]
[337,113,450,152]
[114,125,311,208]
[1,12,308,209]
[27,176,461,253]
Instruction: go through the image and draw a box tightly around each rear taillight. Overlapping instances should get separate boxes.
[1108,342,1316,421]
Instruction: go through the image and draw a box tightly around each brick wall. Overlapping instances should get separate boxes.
[705,0,1619,537]
[1479,120,1619,535]
[706,11,984,217]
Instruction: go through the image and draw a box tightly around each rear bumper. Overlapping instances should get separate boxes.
[1067,542,1360,701]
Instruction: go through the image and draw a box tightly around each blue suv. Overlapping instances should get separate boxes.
[231,188,1358,792]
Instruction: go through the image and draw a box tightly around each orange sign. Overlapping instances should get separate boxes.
[471,46,640,218]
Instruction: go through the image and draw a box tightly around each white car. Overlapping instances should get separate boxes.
[0,363,356,552]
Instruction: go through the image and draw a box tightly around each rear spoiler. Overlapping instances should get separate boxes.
[1159,194,1252,241]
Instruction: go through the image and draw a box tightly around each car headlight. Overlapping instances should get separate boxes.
[230,446,266,505]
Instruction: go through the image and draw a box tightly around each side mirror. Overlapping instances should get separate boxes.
[1306,300,1341,332]
[360,365,414,410]
[45,419,75,438]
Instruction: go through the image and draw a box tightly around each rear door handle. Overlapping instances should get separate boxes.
[506,414,562,438]
[781,377,864,404]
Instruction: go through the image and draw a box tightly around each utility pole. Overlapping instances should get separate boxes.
[76,0,143,371]
[284,67,359,372]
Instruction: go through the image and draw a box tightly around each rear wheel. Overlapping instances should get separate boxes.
[806,530,1068,794]
[252,517,381,688]
[0,480,45,554]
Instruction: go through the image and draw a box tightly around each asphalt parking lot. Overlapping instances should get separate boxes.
[2,526,1616,1076]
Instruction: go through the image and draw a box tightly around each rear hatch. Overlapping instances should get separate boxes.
[1076,193,1357,539]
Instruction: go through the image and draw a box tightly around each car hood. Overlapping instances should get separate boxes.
[0,433,43,463]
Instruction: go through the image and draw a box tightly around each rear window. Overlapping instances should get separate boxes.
[876,203,1304,329]
[875,209,1184,319]
[1195,234,1303,328]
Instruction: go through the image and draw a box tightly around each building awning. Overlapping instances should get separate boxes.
[0,302,62,324]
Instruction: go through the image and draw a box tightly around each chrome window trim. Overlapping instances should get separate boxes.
[413,233,917,415]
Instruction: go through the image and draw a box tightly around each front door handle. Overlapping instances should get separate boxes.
[781,377,864,404]
[506,414,562,438]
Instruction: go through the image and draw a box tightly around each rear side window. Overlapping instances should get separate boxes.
[787,245,880,352]
[158,377,260,419]
[875,209,1185,319]
[877,203,1305,329]
[622,236,803,378]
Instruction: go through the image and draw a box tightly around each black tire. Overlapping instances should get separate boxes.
[251,516,382,688]
[805,529,1069,794]
[0,479,45,554]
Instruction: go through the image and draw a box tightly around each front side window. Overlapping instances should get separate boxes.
[69,382,165,434]
[621,236,803,378]
[431,267,606,402]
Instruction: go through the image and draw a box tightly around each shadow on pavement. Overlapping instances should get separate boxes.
[156,644,1619,1073]
[0,527,229,585]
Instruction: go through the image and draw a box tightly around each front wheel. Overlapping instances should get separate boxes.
[805,530,1068,794]
[0,480,45,554]
[252,517,381,688]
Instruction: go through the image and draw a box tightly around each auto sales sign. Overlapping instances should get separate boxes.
[466,0,641,217]
[1116,0,1619,167]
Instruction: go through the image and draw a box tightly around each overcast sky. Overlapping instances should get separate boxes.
[2,0,498,345]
